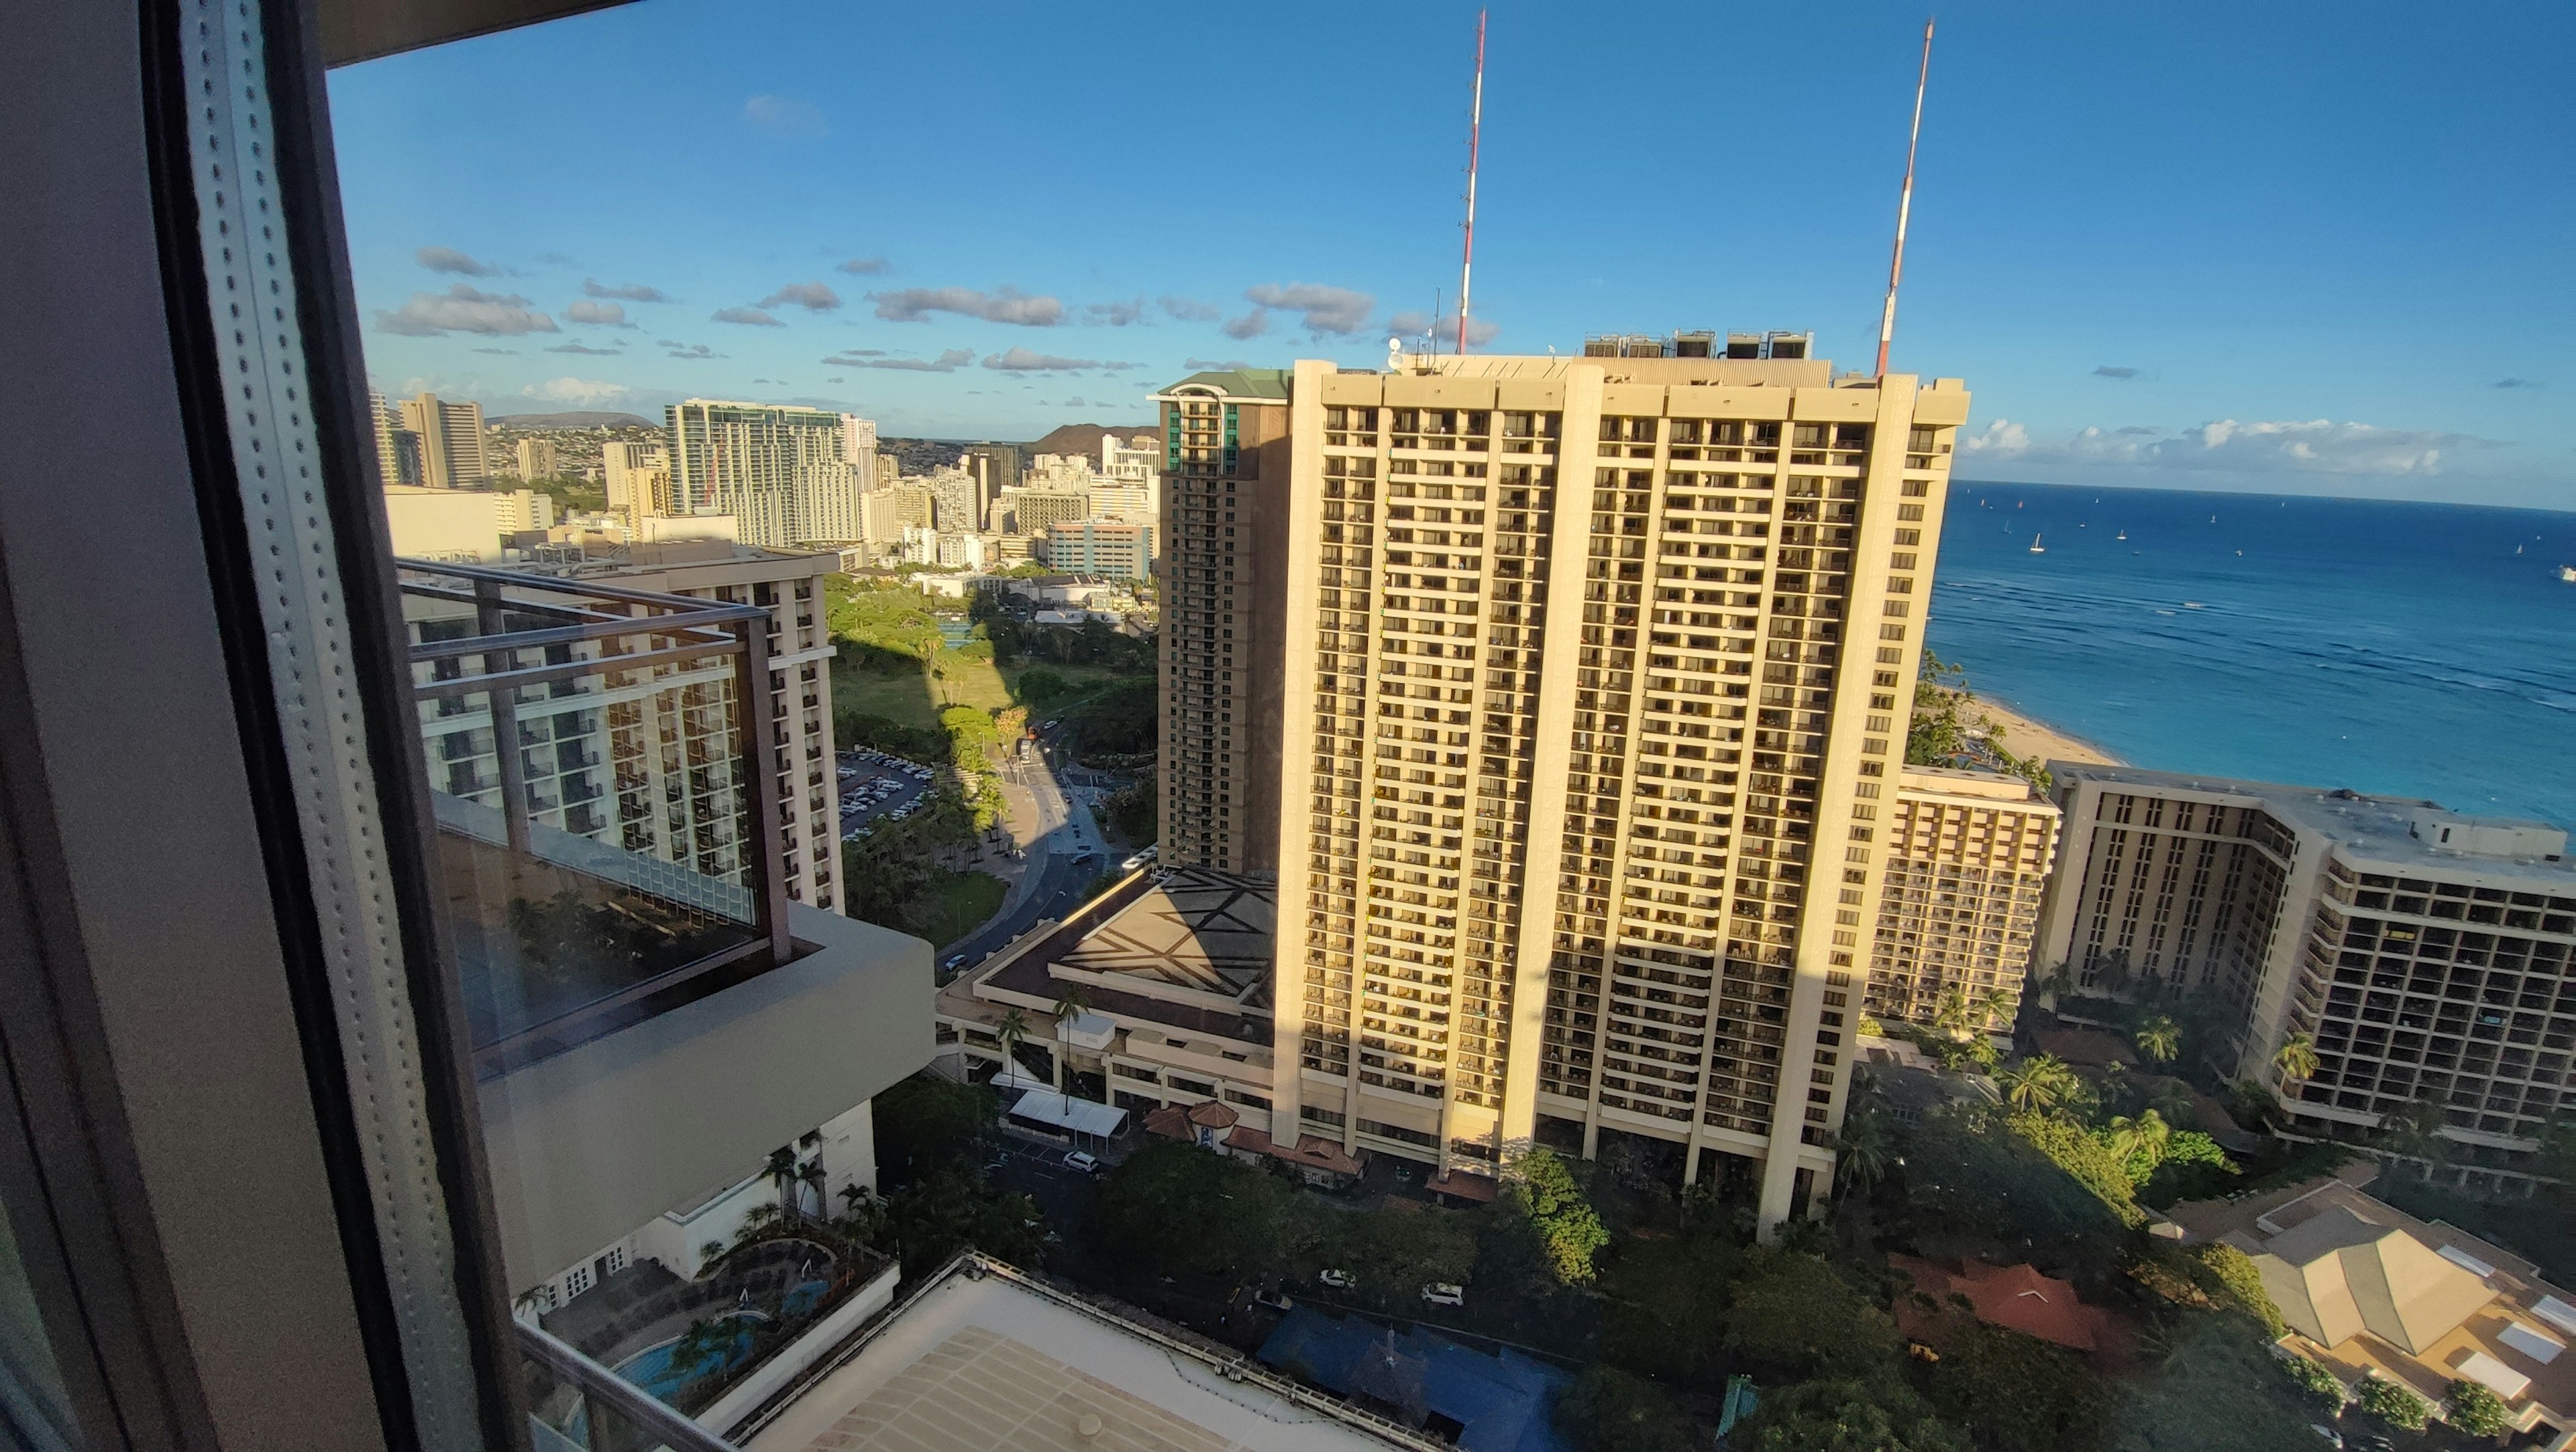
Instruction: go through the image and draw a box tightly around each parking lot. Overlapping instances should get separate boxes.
[836,749,932,839]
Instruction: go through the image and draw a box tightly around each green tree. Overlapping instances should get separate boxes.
[2116,1316,2329,1451]
[871,1074,999,1183]
[1920,1322,2113,1452]
[1552,1365,1696,1452]
[764,1145,804,1221]
[995,1008,1032,1076]
[2353,1373,2430,1432]
[1083,1140,1313,1282]
[1737,1377,1972,1452]
[1599,1226,1740,1388]
[1506,1147,1610,1285]
[2279,1355,2347,1410]
[1833,1109,1897,1197]
[2445,1378,2512,1437]
[1723,1251,1902,1381]
[2373,1095,2450,1174]
[879,1169,1047,1274]
[2190,1242,2283,1336]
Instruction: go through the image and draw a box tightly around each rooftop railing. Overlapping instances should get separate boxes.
[399,560,795,1076]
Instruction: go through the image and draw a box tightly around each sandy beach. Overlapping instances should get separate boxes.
[1974,696,2124,768]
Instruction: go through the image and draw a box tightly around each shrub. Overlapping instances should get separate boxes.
[1507,1147,1609,1285]
[2355,1373,2430,1432]
[2193,1242,2285,1337]
[1552,1365,1695,1452]
[2280,1354,2347,1409]
[1722,1250,1902,1381]
[2445,1378,2512,1437]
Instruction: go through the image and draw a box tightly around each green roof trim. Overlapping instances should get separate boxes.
[1151,368,1292,401]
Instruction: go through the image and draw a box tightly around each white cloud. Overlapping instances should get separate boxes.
[373,284,556,337]
[743,94,826,138]
[982,348,1106,372]
[869,286,1065,325]
[1387,309,1500,347]
[1161,295,1219,321]
[1085,297,1147,326]
[832,348,974,372]
[417,246,502,276]
[584,278,666,302]
[564,299,629,327]
[837,256,892,275]
[1966,416,2500,478]
[1242,282,1373,335]
[1221,308,1269,340]
[712,307,784,327]
[1961,419,2031,458]
[759,281,843,312]
[521,377,629,406]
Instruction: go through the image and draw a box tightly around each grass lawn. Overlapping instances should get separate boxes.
[911,868,1007,947]
[835,655,1141,732]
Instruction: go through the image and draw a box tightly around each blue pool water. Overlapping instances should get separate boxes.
[612,1312,764,1402]
[1926,482,2576,825]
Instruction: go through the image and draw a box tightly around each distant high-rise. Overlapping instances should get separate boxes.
[368,388,423,486]
[961,442,1022,519]
[515,436,558,481]
[1156,348,1972,1225]
[1038,520,1154,580]
[602,440,671,521]
[398,392,489,488]
[663,399,863,548]
[1146,369,1293,878]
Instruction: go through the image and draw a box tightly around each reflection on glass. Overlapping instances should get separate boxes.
[401,562,790,1074]
[0,1192,78,1451]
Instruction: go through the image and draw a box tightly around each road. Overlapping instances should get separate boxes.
[938,728,1113,969]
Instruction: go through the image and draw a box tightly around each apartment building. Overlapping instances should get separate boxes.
[664,399,867,549]
[1864,766,2060,1032]
[602,439,672,522]
[1148,369,1295,877]
[494,539,849,915]
[1146,351,1973,1225]
[2039,764,2576,1192]
[398,390,491,488]
[1039,519,1155,580]
[515,436,558,480]
[998,485,1092,535]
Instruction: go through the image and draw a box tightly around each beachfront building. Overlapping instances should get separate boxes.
[2037,764,2576,1192]
[1864,766,2061,1035]
[1143,346,1973,1229]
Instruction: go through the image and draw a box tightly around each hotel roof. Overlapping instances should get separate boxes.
[739,1258,1431,1452]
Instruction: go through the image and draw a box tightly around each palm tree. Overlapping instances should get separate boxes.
[2135,1015,2182,1066]
[1931,985,1974,1041]
[2033,960,2076,1009]
[2105,1109,2173,1168]
[1973,985,2019,1032]
[2375,1097,2449,1173]
[798,1161,828,1223]
[1998,1053,2077,1112]
[1833,1112,1896,1196]
[765,1145,802,1221]
[995,1008,1031,1077]
[2273,1032,2322,1083]
[1052,984,1092,1024]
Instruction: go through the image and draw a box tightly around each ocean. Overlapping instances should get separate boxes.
[1924,481,2576,827]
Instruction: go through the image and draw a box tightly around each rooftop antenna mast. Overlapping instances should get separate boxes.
[1456,9,1487,356]
[1874,18,1935,378]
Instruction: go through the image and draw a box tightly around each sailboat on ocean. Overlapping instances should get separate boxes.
[2029,533,2045,554]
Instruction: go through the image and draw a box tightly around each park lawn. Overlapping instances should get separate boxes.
[833,666,943,731]
[912,868,1007,947]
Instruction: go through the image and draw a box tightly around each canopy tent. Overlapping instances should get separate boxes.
[983,1064,1052,1094]
[1007,1090,1126,1139]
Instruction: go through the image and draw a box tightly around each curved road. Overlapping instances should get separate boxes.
[938,733,1114,974]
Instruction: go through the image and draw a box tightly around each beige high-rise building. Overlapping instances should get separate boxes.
[516,436,559,481]
[1864,766,2059,1033]
[1163,348,1970,1223]
[398,391,490,488]
[1148,370,1293,877]
[602,440,672,522]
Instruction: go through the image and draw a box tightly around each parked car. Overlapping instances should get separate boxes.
[1062,1150,1101,1175]
[1420,1283,1465,1307]
[1253,1286,1295,1312]
[941,955,966,972]
[1318,1269,1356,1290]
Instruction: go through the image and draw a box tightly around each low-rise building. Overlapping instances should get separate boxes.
[2169,1169,2573,1449]
[1037,519,1153,579]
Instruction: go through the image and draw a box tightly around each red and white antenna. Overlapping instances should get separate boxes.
[1875,18,1935,378]
[1456,9,1487,356]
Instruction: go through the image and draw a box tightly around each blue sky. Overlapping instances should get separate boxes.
[328,1,2574,507]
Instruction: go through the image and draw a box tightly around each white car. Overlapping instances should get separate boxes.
[1317,1269,1356,1290]
[1061,1150,1100,1175]
[1420,1283,1464,1307]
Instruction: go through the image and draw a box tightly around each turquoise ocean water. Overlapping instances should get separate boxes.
[1925,482,2576,827]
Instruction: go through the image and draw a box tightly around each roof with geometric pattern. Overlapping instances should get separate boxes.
[1057,868,1274,1004]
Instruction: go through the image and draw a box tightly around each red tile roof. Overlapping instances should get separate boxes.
[1890,1254,2109,1351]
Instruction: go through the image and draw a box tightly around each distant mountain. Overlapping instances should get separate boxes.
[488,410,658,430]
[1022,422,1158,459]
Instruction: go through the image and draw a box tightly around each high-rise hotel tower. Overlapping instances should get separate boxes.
[1158,346,1970,1221]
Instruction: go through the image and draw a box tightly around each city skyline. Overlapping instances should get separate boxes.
[327,1,2573,509]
